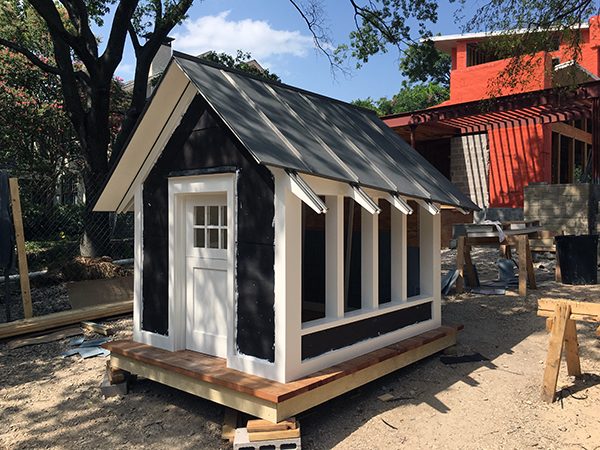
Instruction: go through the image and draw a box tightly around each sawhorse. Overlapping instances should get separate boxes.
[537,299,600,403]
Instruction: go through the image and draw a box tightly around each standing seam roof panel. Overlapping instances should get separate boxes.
[173,54,478,210]
[176,58,310,172]
[227,73,350,182]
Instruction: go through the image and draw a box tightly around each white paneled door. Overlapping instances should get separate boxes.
[185,194,229,357]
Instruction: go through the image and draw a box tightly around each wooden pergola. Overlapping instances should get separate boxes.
[383,80,600,181]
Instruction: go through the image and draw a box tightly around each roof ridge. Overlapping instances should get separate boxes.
[172,50,375,114]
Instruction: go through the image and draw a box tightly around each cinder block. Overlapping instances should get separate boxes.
[100,372,128,397]
[233,428,301,450]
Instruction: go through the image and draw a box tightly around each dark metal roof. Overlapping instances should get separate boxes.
[172,52,477,210]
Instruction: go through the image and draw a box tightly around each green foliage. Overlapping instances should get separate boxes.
[200,50,281,82]
[399,40,451,87]
[352,82,449,116]
[332,0,440,68]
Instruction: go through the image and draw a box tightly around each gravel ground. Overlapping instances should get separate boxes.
[1,248,599,449]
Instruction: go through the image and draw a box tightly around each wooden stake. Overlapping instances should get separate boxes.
[463,244,478,288]
[8,178,32,319]
[455,236,465,294]
[541,304,570,403]
[221,408,239,442]
[563,319,581,377]
[525,237,536,290]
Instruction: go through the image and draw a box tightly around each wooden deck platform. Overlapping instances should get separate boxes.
[104,325,459,422]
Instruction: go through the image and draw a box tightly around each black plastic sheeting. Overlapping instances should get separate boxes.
[172,53,478,211]
[142,96,276,361]
[301,301,432,360]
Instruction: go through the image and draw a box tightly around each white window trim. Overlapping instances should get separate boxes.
[272,168,442,382]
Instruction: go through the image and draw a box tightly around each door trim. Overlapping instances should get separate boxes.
[168,173,236,354]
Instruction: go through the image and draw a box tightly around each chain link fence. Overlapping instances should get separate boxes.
[16,171,133,273]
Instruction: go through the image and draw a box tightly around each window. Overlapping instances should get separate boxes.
[193,205,228,249]
[466,43,501,67]
[301,201,326,323]
[344,198,362,313]
[378,199,392,304]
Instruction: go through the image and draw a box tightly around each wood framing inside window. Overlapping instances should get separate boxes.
[551,121,592,184]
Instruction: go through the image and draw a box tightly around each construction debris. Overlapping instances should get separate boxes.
[81,321,113,336]
[6,326,82,350]
[62,336,110,359]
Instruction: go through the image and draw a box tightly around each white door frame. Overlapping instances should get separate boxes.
[168,173,236,353]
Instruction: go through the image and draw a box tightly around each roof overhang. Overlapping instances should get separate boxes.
[94,61,197,212]
[429,23,590,54]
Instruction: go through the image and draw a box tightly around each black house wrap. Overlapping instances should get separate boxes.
[301,302,432,360]
[142,95,276,362]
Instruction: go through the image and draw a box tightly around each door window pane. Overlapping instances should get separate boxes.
[221,206,227,226]
[208,229,219,248]
[194,228,205,248]
[208,206,219,226]
[195,206,205,226]
[221,229,227,249]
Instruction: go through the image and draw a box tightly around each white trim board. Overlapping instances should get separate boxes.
[94,63,197,212]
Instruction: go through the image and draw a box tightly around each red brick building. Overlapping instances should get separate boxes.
[384,16,600,218]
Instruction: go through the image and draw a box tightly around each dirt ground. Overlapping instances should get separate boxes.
[1,248,599,450]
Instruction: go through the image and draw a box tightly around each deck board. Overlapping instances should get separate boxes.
[104,325,459,404]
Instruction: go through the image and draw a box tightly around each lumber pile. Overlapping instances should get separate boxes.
[223,410,301,450]
[0,300,132,339]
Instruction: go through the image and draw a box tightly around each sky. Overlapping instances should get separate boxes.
[109,0,464,103]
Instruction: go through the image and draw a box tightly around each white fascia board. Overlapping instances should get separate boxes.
[94,63,197,212]
[287,171,328,214]
[429,22,589,43]
[554,60,600,80]
[385,193,413,215]
[428,23,589,53]
[348,185,381,215]
[416,199,441,215]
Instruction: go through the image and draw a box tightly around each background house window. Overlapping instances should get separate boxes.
[466,43,501,67]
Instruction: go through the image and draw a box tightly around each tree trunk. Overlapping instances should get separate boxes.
[79,84,112,258]
[79,166,111,257]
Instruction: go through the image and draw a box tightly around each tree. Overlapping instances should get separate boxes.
[399,41,450,87]
[200,50,281,82]
[0,0,192,256]
[294,1,595,89]
[352,82,449,116]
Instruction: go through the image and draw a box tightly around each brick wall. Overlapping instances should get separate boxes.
[450,133,489,208]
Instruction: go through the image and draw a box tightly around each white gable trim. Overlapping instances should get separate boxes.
[94,63,197,212]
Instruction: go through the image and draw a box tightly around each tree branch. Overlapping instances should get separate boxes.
[288,0,348,74]
[28,0,97,71]
[101,0,140,74]
[128,22,142,55]
[58,0,98,58]
[0,37,61,75]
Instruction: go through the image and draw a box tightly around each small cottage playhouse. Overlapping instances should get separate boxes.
[96,52,476,413]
